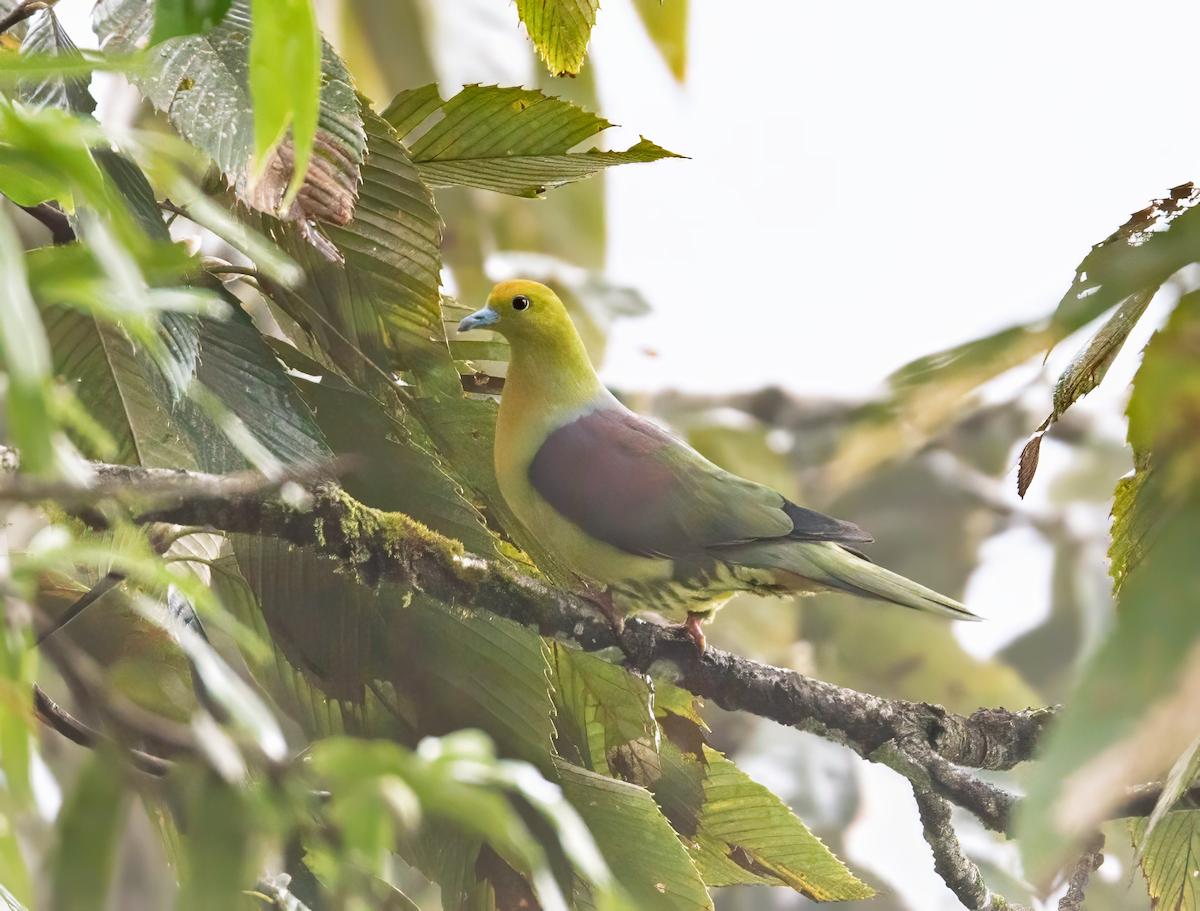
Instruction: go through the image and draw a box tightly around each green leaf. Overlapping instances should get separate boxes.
[1131,810,1200,911]
[230,535,556,766]
[411,599,556,772]
[1141,734,1200,853]
[189,307,332,469]
[50,756,129,911]
[1051,287,1156,426]
[0,830,32,911]
[262,103,572,578]
[515,0,599,75]
[249,0,320,208]
[0,204,54,473]
[547,642,655,774]
[19,8,96,115]
[0,97,100,210]
[92,149,172,243]
[44,307,198,467]
[689,746,872,900]
[209,551,372,740]
[1016,295,1200,874]
[100,0,365,226]
[149,588,289,761]
[94,0,154,48]
[556,760,712,911]
[631,0,688,81]
[383,84,682,199]
[1051,183,1200,333]
[151,0,234,43]
[278,362,493,553]
[311,734,583,910]
[829,185,1200,490]
[178,774,251,911]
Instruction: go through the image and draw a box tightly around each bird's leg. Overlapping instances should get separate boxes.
[682,612,707,652]
[583,587,625,636]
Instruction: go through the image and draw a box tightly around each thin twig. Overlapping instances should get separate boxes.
[66,464,1053,775]
[1058,833,1105,911]
[17,202,75,244]
[33,606,199,756]
[0,0,50,37]
[36,571,124,645]
[33,684,172,776]
[205,264,261,278]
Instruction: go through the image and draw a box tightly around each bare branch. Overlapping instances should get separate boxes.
[17,202,75,244]
[1058,834,1105,911]
[0,0,50,37]
[33,684,172,776]
[53,464,1052,773]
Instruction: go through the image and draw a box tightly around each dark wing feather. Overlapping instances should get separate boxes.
[529,408,873,558]
[781,501,873,544]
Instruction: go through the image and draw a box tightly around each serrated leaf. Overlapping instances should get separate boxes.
[50,757,128,911]
[94,0,154,48]
[209,550,387,740]
[1020,297,1200,881]
[830,184,1200,490]
[45,307,198,467]
[100,0,365,228]
[261,102,574,579]
[231,536,556,765]
[556,759,712,911]
[145,590,289,761]
[411,599,556,772]
[1142,734,1200,855]
[690,746,872,900]
[632,0,688,81]
[19,8,96,115]
[515,0,599,75]
[1052,287,1156,422]
[92,149,171,242]
[191,307,332,468]
[547,642,655,774]
[1131,810,1200,911]
[383,84,681,199]
[1019,286,1158,496]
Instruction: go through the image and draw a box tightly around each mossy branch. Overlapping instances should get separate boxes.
[0,464,1082,910]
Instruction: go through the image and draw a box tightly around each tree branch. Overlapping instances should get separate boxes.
[17,202,75,244]
[32,684,172,776]
[17,464,1188,909]
[19,464,1052,770]
[1058,834,1105,911]
[0,0,50,37]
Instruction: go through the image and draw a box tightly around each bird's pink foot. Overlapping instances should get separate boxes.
[682,612,707,652]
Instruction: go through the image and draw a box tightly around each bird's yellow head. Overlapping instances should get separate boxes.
[458,280,579,349]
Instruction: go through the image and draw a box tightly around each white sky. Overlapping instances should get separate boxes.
[591,0,1200,397]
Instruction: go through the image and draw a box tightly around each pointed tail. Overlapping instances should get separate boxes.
[738,540,981,621]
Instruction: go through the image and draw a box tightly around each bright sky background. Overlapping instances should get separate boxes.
[591,0,1200,397]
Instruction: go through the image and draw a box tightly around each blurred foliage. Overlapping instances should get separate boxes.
[0,1,1197,910]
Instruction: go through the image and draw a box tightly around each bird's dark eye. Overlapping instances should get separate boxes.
[512,295,530,311]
